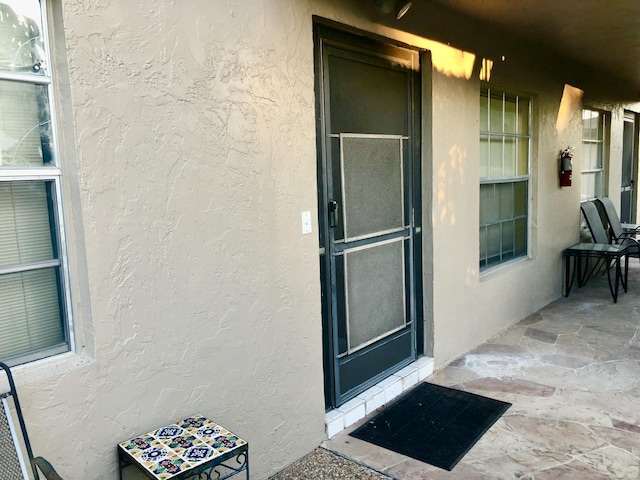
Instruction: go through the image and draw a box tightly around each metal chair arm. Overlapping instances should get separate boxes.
[32,456,63,480]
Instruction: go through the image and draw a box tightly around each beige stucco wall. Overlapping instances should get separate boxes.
[17,1,336,479]
[6,1,638,479]
[427,64,585,366]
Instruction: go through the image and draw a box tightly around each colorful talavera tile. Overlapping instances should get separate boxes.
[166,435,198,452]
[152,457,188,479]
[119,415,247,479]
[122,435,154,452]
[140,447,168,463]
[183,444,216,462]
[179,416,207,429]
[154,425,184,439]
[212,435,242,452]
[195,424,223,438]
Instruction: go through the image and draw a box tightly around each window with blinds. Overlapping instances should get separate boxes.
[0,1,71,365]
[479,87,530,270]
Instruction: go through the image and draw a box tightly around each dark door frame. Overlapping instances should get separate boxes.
[313,19,424,409]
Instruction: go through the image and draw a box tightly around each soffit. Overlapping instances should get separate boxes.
[427,0,640,98]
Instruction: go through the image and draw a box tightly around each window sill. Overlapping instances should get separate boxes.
[479,255,531,282]
[6,349,93,386]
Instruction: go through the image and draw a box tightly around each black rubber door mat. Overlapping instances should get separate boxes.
[349,382,511,471]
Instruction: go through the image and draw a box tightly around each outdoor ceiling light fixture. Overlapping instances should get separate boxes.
[374,0,413,19]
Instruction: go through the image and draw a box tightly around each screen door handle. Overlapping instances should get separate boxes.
[328,201,339,228]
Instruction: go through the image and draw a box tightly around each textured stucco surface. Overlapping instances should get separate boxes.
[18,1,332,479]
[7,1,640,479]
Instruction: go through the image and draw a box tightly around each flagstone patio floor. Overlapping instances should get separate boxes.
[274,262,640,479]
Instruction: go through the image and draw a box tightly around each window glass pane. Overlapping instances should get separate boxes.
[582,111,593,139]
[490,137,503,177]
[502,220,514,258]
[515,218,527,255]
[479,92,488,132]
[583,143,597,170]
[0,80,53,167]
[504,137,516,177]
[480,183,495,224]
[595,144,603,169]
[517,97,529,135]
[496,182,513,220]
[517,138,528,175]
[479,226,487,265]
[486,223,500,260]
[594,171,603,198]
[504,94,516,134]
[0,1,45,74]
[489,92,503,133]
[514,181,527,216]
[480,134,489,177]
[582,172,595,201]
[582,110,600,140]
[0,267,63,361]
[0,181,55,267]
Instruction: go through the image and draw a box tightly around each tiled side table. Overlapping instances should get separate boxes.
[118,415,248,480]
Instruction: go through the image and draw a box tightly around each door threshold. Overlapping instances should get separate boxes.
[324,356,434,438]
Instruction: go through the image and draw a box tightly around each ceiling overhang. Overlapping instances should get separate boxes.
[366,0,640,102]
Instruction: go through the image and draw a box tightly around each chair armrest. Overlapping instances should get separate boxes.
[620,223,640,234]
[616,236,640,255]
[32,456,63,480]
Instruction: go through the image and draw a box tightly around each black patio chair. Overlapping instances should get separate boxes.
[581,201,610,243]
[595,197,640,259]
[580,201,624,280]
[0,362,63,480]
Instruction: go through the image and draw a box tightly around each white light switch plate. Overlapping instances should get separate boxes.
[301,211,312,234]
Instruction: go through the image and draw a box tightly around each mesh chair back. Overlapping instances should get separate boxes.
[596,197,624,239]
[0,395,29,479]
[0,363,36,480]
[581,201,610,244]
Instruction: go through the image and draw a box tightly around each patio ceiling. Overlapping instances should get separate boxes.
[368,0,640,101]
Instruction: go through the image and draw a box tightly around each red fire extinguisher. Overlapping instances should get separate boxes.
[560,146,573,187]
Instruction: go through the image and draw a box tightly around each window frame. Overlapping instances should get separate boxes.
[0,0,74,366]
[581,108,608,202]
[479,86,531,271]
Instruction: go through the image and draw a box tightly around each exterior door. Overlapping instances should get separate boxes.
[621,112,638,223]
[315,24,422,408]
